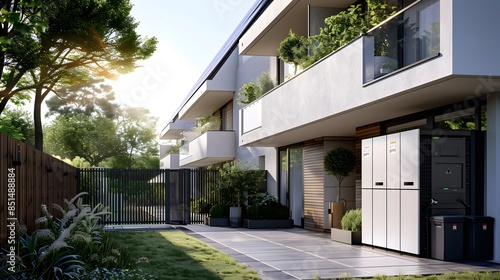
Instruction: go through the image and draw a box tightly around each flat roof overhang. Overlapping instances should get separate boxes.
[179,80,234,120]
[241,75,499,147]
[239,0,357,56]
[160,120,196,140]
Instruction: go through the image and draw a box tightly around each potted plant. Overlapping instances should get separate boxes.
[380,59,398,74]
[207,204,229,227]
[324,146,356,229]
[216,161,266,227]
[331,209,362,244]
[278,29,311,76]
[244,194,293,229]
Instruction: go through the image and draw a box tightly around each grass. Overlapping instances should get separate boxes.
[108,230,261,280]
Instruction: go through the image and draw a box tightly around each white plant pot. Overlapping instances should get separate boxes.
[229,207,242,227]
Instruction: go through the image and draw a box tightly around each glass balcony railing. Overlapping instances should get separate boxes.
[364,0,440,83]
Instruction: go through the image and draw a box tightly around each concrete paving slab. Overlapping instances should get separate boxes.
[334,256,420,268]
[265,259,350,271]
[288,267,368,280]
[246,252,319,261]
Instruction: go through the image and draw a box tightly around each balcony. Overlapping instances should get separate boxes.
[363,0,440,83]
[179,80,234,120]
[178,50,238,120]
[240,0,500,147]
[239,0,357,56]
[180,131,236,167]
[160,120,195,140]
[160,154,179,169]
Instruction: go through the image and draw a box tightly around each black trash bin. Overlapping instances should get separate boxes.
[430,216,465,261]
[463,216,494,261]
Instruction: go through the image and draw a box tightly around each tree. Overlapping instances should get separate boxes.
[44,114,121,167]
[3,0,157,150]
[109,106,159,169]
[0,0,46,113]
[45,80,119,118]
[324,147,356,202]
[44,104,160,169]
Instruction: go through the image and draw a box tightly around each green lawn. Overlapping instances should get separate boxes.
[108,230,261,280]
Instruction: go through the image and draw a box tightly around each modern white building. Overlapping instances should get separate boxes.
[160,0,500,263]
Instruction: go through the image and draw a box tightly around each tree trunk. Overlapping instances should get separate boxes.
[0,94,12,115]
[34,90,44,151]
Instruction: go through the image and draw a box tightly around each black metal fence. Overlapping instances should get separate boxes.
[77,169,221,225]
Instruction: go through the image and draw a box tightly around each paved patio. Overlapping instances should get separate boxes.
[182,224,500,280]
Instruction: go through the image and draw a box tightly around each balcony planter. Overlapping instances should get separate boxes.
[331,209,362,245]
[331,228,362,245]
[208,204,229,227]
[245,194,292,229]
[208,217,229,227]
[244,219,294,229]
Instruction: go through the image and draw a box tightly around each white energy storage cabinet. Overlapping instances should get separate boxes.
[361,129,475,257]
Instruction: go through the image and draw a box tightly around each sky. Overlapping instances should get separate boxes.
[110,0,259,133]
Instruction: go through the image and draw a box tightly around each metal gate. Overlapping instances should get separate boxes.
[77,169,220,225]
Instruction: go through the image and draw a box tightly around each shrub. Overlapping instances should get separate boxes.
[238,71,276,104]
[341,209,362,232]
[246,194,289,220]
[0,192,132,279]
[209,204,229,218]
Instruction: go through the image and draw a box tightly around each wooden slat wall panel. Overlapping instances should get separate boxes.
[303,140,325,232]
[226,101,233,131]
[0,133,78,247]
[354,123,382,208]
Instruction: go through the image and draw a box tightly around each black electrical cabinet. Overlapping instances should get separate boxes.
[464,216,495,261]
[419,130,479,258]
[430,216,465,261]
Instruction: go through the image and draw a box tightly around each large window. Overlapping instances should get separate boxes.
[385,101,486,133]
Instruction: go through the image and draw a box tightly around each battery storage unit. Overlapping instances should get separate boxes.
[361,129,474,256]
[361,138,373,245]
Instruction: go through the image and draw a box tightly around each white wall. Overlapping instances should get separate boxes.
[452,0,500,76]
[487,92,500,263]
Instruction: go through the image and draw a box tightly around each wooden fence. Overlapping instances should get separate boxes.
[0,133,78,247]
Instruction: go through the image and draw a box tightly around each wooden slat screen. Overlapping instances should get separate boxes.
[0,133,78,247]
[303,139,325,232]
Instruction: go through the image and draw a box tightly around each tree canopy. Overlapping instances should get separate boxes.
[44,103,159,168]
[0,0,158,150]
